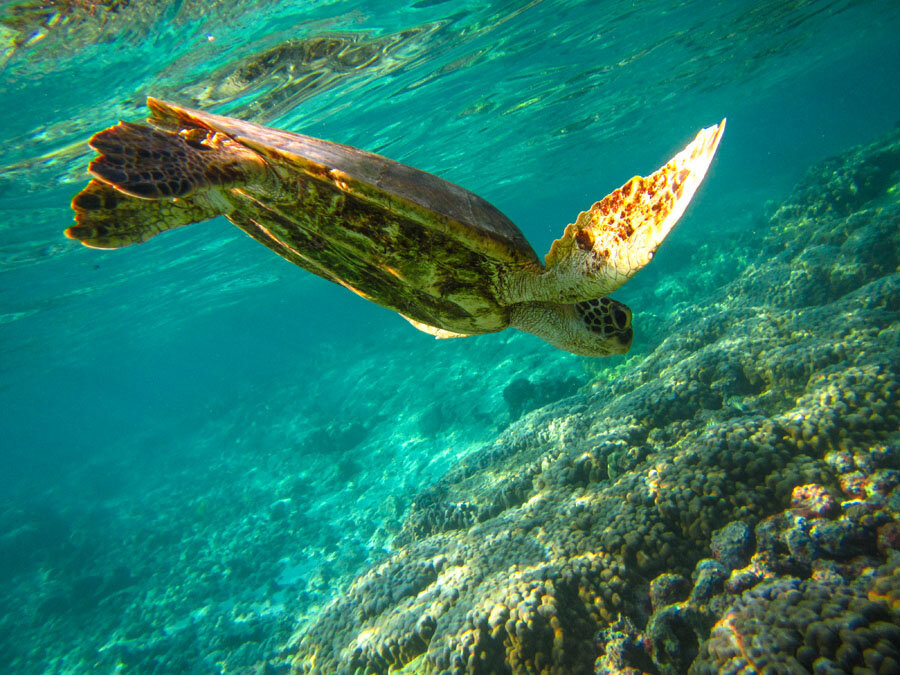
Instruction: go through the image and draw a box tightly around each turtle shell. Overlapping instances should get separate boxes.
[147,98,540,335]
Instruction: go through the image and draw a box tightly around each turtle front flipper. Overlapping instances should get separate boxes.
[522,120,725,303]
[66,119,269,248]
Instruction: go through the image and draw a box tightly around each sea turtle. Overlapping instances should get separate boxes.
[66,98,724,356]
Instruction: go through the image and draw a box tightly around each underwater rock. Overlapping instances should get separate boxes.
[286,128,900,673]
[691,564,900,674]
[649,573,690,612]
[502,375,583,421]
[709,521,754,571]
[593,614,654,674]
[0,504,70,579]
[689,560,728,606]
[791,484,841,519]
[303,421,369,456]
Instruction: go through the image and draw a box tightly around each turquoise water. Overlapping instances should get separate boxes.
[2,1,900,672]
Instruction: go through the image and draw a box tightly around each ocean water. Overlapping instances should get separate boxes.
[2,1,900,673]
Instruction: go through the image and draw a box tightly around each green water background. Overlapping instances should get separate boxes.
[1,0,900,670]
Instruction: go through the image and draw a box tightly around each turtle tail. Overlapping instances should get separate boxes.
[66,120,267,249]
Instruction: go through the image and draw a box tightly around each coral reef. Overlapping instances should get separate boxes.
[692,562,900,674]
[287,129,900,672]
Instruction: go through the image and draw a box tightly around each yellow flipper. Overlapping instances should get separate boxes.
[545,120,726,293]
[400,315,474,339]
[66,179,221,249]
[66,117,266,249]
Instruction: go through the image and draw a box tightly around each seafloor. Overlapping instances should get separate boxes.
[2,128,899,673]
[287,129,900,673]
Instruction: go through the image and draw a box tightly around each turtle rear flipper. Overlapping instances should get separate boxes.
[88,121,267,198]
[66,179,226,249]
[89,121,215,199]
[66,120,268,248]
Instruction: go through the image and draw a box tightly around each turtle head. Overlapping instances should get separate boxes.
[572,297,633,356]
[509,297,633,357]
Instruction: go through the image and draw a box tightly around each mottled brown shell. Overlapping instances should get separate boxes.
[146,98,540,335]
[147,98,539,267]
